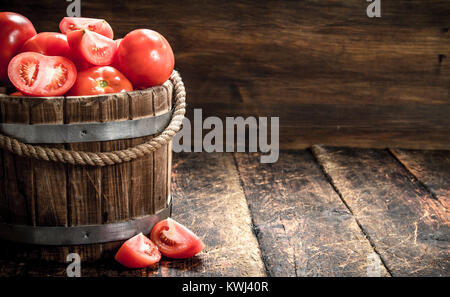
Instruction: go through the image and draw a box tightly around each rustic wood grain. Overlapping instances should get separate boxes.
[23,152,266,277]
[390,149,450,210]
[152,85,170,213]
[0,96,38,260]
[156,152,266,277]
[65,96,103,261]
[2,0,448,149]
[30,97,69,261]
[0,96,33,225]
[234,151,390,276]
[0,85,173,263]
[99,93,132,258]
[312,146,450,276]
[128,90,155,218]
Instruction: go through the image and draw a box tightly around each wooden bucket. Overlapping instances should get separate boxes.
[0,71,185,262]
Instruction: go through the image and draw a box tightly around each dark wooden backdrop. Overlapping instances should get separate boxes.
[1,0,449,149]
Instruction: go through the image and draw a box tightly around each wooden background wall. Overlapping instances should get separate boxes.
[1,0,449,149]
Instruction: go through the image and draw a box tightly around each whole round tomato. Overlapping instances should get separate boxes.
[8,52,77,97]
[0,12,37,83]
[116,29,174,89]
[20,32,72,58]
[67,66,133,96]
[150,218,205,259]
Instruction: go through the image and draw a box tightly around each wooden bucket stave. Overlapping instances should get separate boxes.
[0,73,183,262]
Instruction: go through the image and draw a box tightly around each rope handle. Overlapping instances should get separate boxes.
[0,71,186,167]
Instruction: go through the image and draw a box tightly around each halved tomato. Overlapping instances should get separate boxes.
[59,17,114,39]
[8,52,77,97]
[114,233,161,268]
[20,32,72,58]
[67,30,117,66]
[150,218,205,259]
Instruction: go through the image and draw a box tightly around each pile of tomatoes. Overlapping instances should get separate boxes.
[1,13,203,269]
[0,12,174,97]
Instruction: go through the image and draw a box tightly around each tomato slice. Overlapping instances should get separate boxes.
[67,66,133,96]
[67,30,117,66]
[20,32,72,58]
[150,218,205,259]
[8,52,77,97]
[59,17,113,39]
[114,233,161,268]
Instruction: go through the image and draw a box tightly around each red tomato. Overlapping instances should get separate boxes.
[9,91,23,96]
[69,53,95,72]
[59,17,113,39]
[150,218,205,259]
[67,66,133,96]
[8,52,77,97]
[67,30,117,66]
[114,233,161,268]
[20,32,71,58]
[116,29,174,89]
[111,38,122,68]
[0,12,37,83]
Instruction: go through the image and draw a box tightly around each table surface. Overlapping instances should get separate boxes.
[0,146,449,277]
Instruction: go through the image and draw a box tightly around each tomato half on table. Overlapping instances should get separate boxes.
[59,17,114,39]
[67,30,117,66]
[0,12,37,83]
[67,66,133,96]
[116,29,174,89]
[114,233,161,268]
[8,52,77,97]
[20,32,72,58]
[150,218,205,259]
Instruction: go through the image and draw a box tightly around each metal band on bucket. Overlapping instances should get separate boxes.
[0,200,171,246]
[0,109,173,144]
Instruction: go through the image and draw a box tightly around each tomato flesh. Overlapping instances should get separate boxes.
[115,233,161,268]
[8,52,77,97]
[150,218,205,259]
[67,66,133,96]
[0,12,37,83]
[59,17,113,39]
[20,32,72,58]
[67,30,117,66]
[117,29,174,89]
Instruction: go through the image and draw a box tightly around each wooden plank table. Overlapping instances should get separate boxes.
[0,147,448,277]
